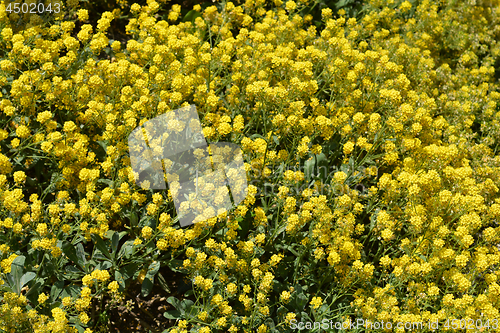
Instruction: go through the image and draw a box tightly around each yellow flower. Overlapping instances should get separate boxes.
[16,125,30,138]
[333,171,347,183]
[285,312,296,324]
[37,111,53,123]
[38,293,49,304]
[41,141,53,153]
[10,138,20,148]
[218,122,232,136]
[381,228,394,241]
[393,266,403,277]
[311,144,322,154]
[216,316,227,328]
[226,282,237,295]
[322,8,332,19]
[285,1,297,12]
[79,312,90,324]
[257,324,268,333]
[428,286,440,297]
[203,278,213,291]
[310,296,323,309]
[108,281,119,293]
[400,1,412,12]
[141,226,153,239]
[62,296,72,307]
[13,223,22,234]
[36,223,48,236]
[343,141,355,155]
[280,290,291,303]
[13,171,26,184]
[157,238,168,250]
[77,9,89,21]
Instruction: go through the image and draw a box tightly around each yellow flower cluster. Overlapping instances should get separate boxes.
[1,0,500,331]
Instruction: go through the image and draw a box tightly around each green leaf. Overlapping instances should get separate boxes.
[139,214,155,228]
[111,231,119,258]
[65,265,81,279]
[139,261,161,297]
[315,152,328,169]
[50,281,64,302]
[250,133,265,140]
[62,241,85,271]
[92,251,110,261]
[300,311,312,321]
[146,261,160,281]
[277,305,288,317]
[260,197,268,211]
[304,157,315,181]
[97,179,114,187]
[141,277,154,297]
[115,271,126,289]
[11,255,25,279]
[237,209,251,238]
[75,323,85,333]
[117,240,134,260]
[96,260,112,271]
[91,234,111,260]
[61,284,81,299]
[163,309,181,320]
[75,243,87,271]
[9,255,26,294]
[167,296,181,310]
[166,259,184,273]
[278,244,299,256]
[180,299,194,314]
[0,281,13,294]
[418,254,427,262]
[264,318,276,330]
[157,272,171,293]
[20,272,36,290]
[130,211,138,228]
[370,210,379,231]
[95,140,108,159]
[25,278,44,297]
[166,296,194,316]
[182,9,202,23]
[335,0,350,9]
[120,262,139,280]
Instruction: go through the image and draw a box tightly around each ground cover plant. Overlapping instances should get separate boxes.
[1,0,500,332]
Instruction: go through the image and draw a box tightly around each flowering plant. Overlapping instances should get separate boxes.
[1,0,500,332]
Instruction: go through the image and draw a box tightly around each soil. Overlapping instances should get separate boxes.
[94,268,192,333]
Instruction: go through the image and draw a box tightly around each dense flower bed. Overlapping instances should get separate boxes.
[1,0,500,332]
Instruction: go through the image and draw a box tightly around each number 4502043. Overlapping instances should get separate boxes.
[4,1,61,15]
[443,318,498,330]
